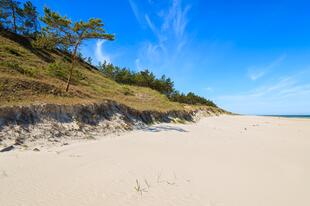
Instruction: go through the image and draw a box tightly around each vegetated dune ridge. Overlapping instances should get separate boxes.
[0,29,184,111]
[0,28,227,149]
[0,115,309,206]
[0,29,218,111]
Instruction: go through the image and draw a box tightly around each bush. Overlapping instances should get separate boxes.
[47,60,86,83]
[47,61,68,80]
[169,91,217,107]
[33,34,58,50]
[122,86,134,96]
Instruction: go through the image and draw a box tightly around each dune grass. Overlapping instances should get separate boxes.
[0,31,189,112]
[0,30,226,113]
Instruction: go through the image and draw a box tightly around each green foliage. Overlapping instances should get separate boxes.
[22,66,37,77]
[0,1,10,27]
[3,60,21,71]
[47,60,68,80]
[86,57,92,65]
[0,1,218,107]
[39,7,115,51]
[33,32,58,49]
[62,55,71,63]
[39,7,115,91]
[39,7,72,50]
[77,51,85,61]
[72,18,115,41]
[0,0,20,32]
[98,62,174,95]
[169,91,217,107]
[0,0,37,34]
[46,60,86,83]
[21,1,38,36]
[122,86,134,96]
[98,62,217,107]
[1,1,115,92]
[1,60,37,77]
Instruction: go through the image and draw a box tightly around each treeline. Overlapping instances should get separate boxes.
[169,92,217,106]
[0,0,217,107]
[98,62,217,107]
[0,0,38,36]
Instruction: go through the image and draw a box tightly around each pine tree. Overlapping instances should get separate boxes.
[0,0,23,32]
[22,1,38,36]
[41,7,115,91]
[39,7,72,49]
[0,0,11,28]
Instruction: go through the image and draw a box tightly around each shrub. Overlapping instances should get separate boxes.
[169,91,217,107]
[47,61,68,81]
[47,60,86,83]
[23,66,38,77]
[122,86,134,96]
[1,60,37,77]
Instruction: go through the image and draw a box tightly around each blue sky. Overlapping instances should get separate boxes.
[29,0,310,115]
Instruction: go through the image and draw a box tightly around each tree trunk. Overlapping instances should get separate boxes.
[11,3,17,33]
[65,43,79,92]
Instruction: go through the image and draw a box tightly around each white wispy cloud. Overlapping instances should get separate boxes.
[248,70,267,81]
[278,84,310,97]
[247,54,287,80]
[95,40,111,64]
[128,0,145,26]
[217,71,310,114]
[205,87,214,92]
[162,0,191,39]
[144,14,162,40]
[221,77,294,99]
[135,58,144,71]
[128,0,191,72]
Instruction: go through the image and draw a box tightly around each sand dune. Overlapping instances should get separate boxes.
[1,115,310,206]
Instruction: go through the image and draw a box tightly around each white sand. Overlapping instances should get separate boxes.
[1,115,310,206]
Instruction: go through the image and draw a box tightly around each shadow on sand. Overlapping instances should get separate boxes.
[141,125,188,133]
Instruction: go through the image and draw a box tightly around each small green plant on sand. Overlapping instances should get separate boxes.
[134,179,148,195]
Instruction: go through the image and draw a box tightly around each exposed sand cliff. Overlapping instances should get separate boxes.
[0,101,223,150]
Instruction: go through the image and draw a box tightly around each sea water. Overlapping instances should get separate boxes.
[263,115,310,119]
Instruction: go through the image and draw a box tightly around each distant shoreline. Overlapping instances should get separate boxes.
[260,115,310,119]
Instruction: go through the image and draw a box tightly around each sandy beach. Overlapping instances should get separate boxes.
[0,115,310,206]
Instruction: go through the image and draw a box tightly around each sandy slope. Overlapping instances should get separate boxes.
[0,115,310,206]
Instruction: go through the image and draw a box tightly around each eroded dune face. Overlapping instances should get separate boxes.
[0,101,220,150]
[0,101,215,149]
[1,115,310,206]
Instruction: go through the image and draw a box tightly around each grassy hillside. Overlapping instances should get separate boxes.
[0,29,222,113]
